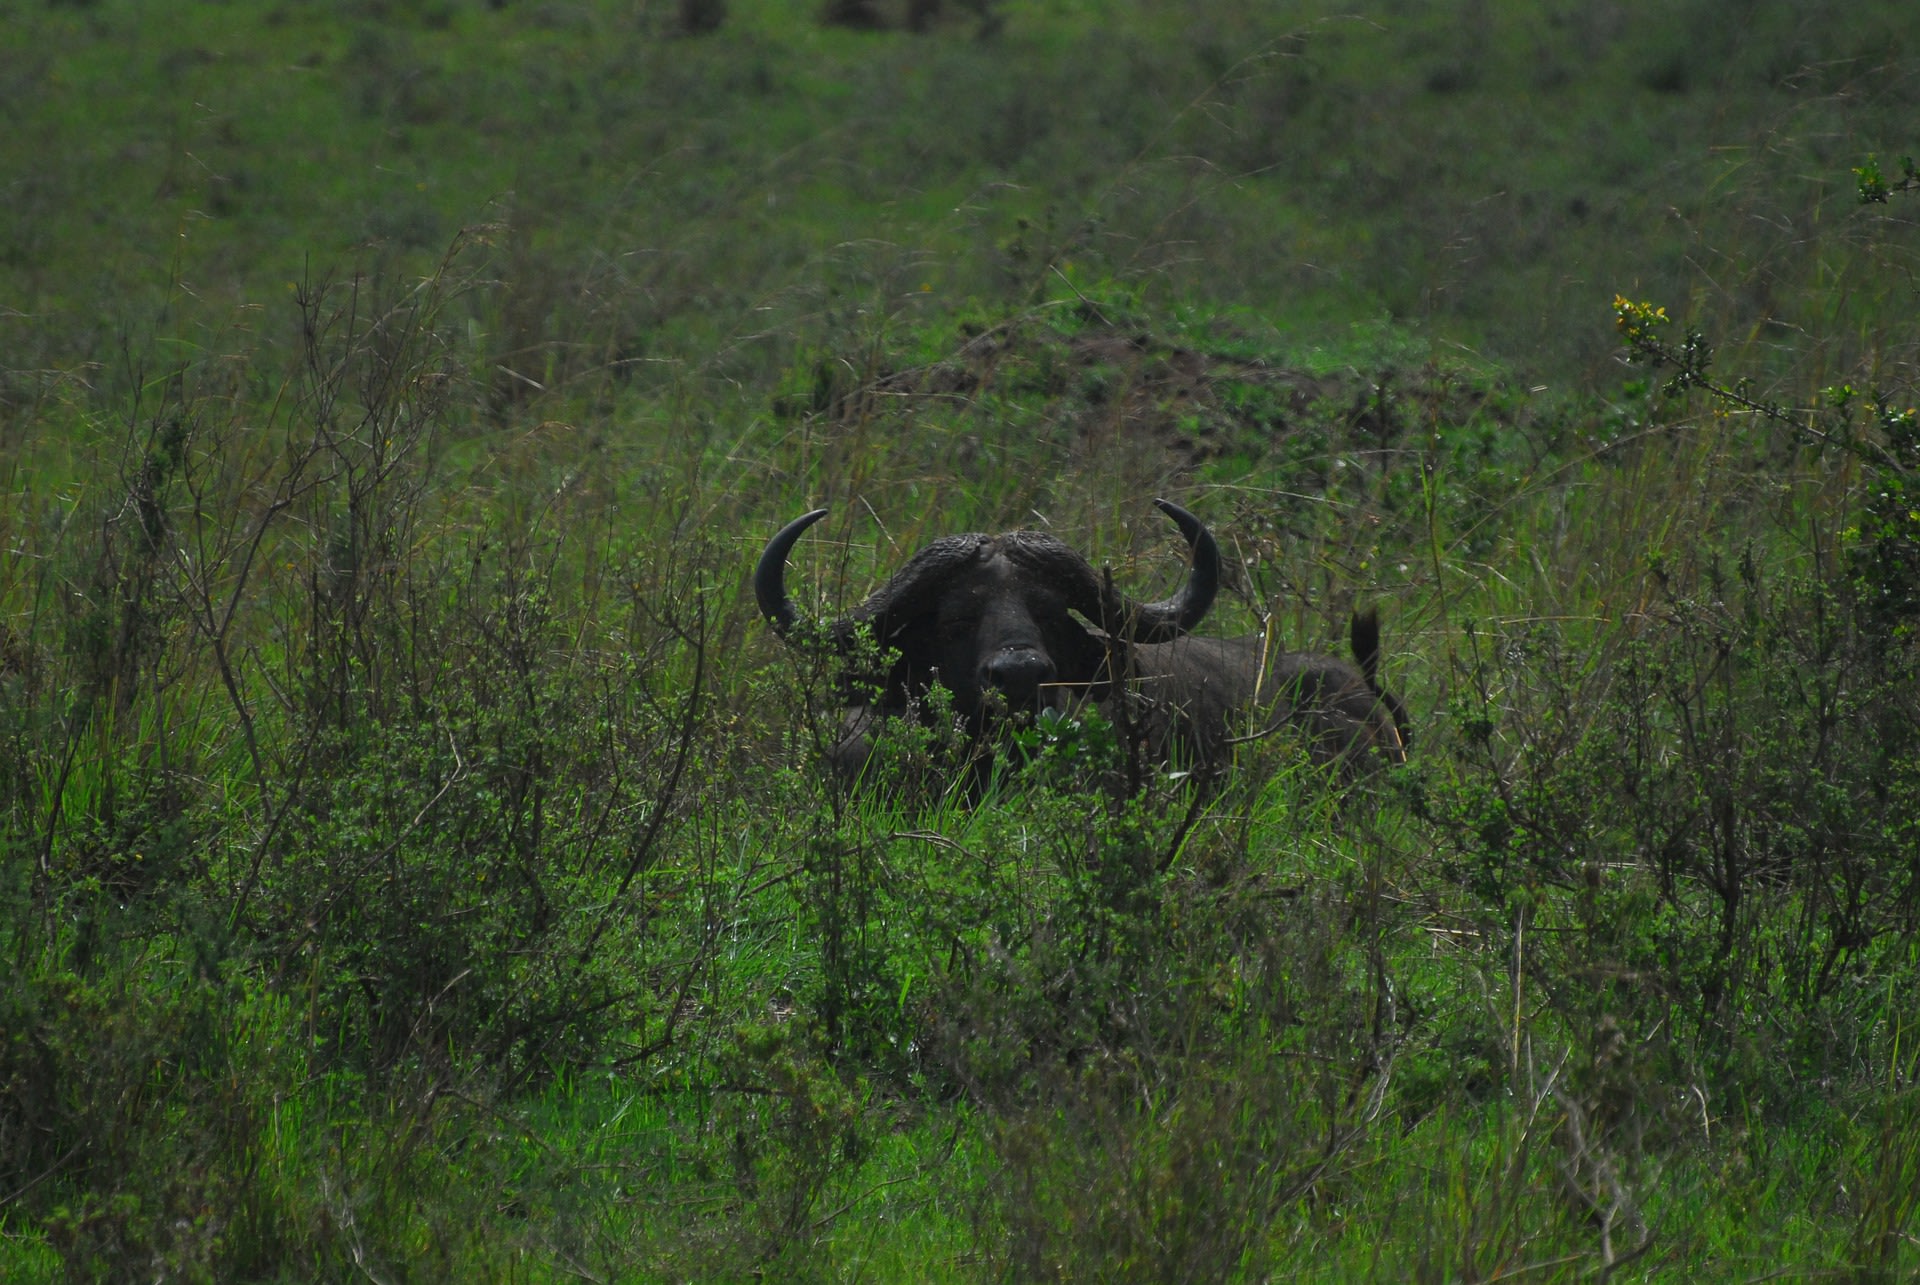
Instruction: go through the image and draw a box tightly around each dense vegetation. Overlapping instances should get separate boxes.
[2,0,1917,1278]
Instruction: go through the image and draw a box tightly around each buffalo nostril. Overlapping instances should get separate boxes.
[981,647,1055,697]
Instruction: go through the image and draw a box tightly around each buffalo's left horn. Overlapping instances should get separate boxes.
[754,508,830,637]
[1119,498,1220,641]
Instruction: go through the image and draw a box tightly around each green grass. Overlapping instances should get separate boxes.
[3,0,1919,1279]
[6,0,1916,400]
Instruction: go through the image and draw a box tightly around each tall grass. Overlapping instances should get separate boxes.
[8,258,1914,1275]
[3,1,1920,1279]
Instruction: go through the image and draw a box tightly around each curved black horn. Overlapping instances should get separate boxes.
[1119,498,1219,641]
[754,508,830,637]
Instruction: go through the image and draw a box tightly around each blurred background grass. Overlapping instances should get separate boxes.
[5,0,1915,408]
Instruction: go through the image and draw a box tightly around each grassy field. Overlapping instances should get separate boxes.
[3,0,1919,1279]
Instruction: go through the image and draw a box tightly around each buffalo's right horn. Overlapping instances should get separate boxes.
[754,508,830,637]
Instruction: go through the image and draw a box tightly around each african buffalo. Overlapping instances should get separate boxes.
[754,500,1408,783]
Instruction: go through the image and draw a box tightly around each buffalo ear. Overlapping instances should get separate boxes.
[829,617,891,705]
[852,611,938,707]
[1056,619,1122,700]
